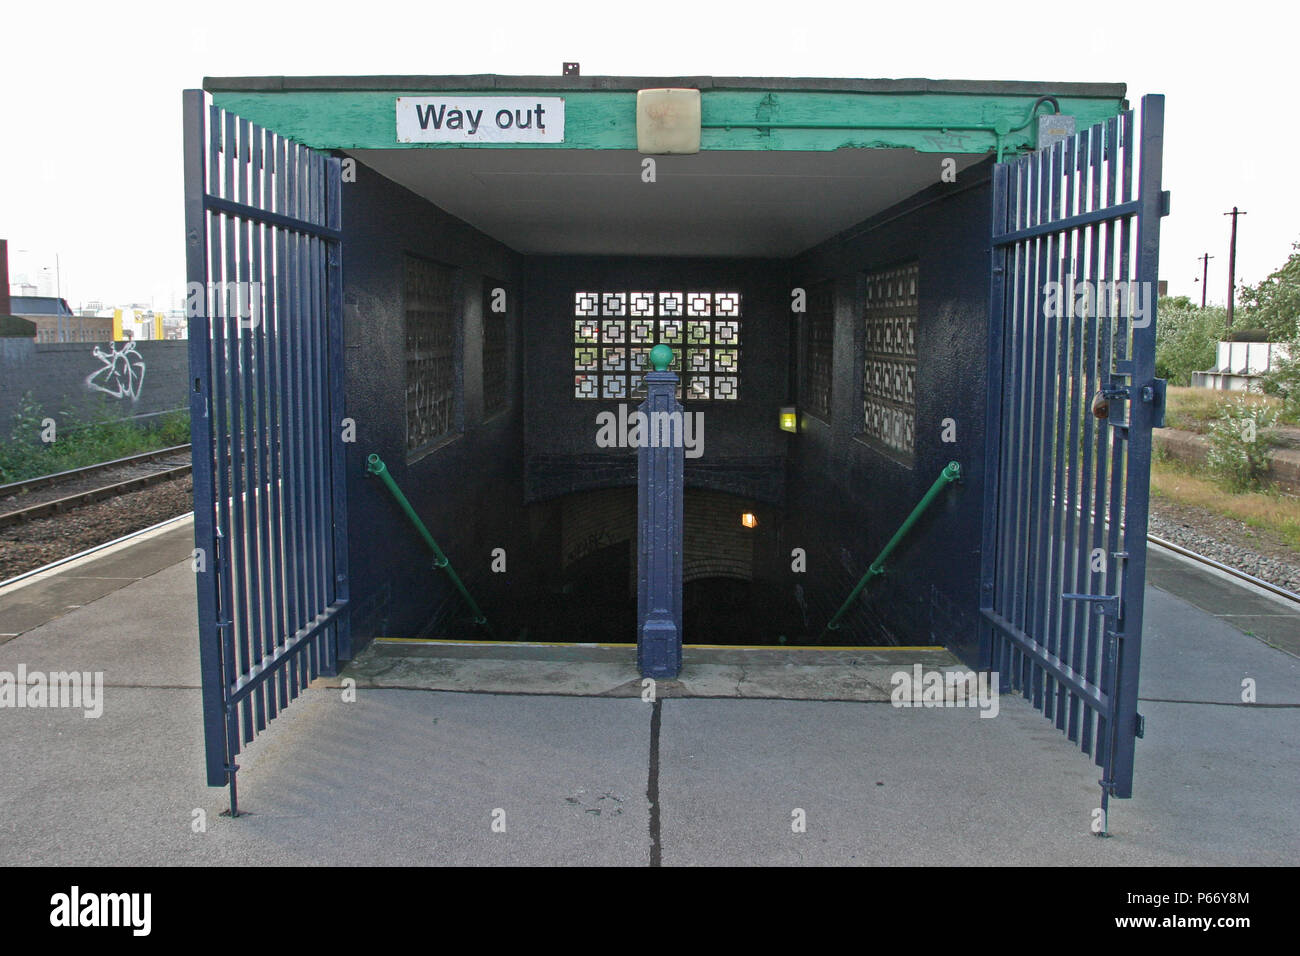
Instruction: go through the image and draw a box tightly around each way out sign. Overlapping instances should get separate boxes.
[396,97,565,143]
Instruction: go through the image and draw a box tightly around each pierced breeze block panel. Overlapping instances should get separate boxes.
[483,276,509,417]
[803,281,835,422]
[574,290,740,401]
[405,255,458,453]
[861,263,918,463]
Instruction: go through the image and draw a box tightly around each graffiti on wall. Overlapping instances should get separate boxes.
[85,342,146,401]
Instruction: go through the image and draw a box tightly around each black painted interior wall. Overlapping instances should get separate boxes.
[340,160,527,644]
[788,163,995,660]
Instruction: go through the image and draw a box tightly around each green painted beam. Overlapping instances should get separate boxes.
[211,89,1124,155]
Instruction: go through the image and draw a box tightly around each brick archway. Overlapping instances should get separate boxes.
[557,486,758,583]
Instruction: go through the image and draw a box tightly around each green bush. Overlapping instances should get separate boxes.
[1154,299,1227,387]
[0,396,190,485]
[1205,396,1278,491]
[1259,352,1300,421]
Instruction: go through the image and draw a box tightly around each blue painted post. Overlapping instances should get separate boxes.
[637,344,684,679]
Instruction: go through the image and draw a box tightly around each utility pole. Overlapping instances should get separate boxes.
[1197,252,1214,308]
[1224,207,1247,329]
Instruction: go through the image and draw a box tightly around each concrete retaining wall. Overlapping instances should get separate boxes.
[1154,427,1300,493]
[0,339,188,430]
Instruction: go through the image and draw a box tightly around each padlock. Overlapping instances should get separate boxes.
[1091,392,1110,419]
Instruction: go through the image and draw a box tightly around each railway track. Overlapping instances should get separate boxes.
[3,446,1299,612]
[0,445,193,529]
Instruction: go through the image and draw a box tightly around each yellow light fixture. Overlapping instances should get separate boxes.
[779,407,798,433]
[741,512,758,529]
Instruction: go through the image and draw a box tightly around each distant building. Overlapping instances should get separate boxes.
[113,307,167,341]
[10,295,112,343]
[1192,341,1292,391]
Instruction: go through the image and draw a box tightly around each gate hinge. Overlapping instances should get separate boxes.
[1160,190,1171,217]
[1062,592,1120,618]
[1135,712,1146,739]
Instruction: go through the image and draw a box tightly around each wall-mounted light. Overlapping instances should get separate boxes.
[741,512,758,529]
[779,406,797,433]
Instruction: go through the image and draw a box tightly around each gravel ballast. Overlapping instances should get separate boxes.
[0,477,194,582]
[4,475,1300,599]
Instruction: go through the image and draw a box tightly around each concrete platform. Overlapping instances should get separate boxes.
[1146,545,1300,658]
[0,522,1297,865]
[0,515,193,642]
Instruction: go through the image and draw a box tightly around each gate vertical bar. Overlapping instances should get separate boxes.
[306,150,326,679]
[1099,113,1124,778]
[211,106,241,799]
[223,109,254,749]
[260,125,288,717]
[1109,94,1164,799]
[326,156,352,662]
[978,161,1011,670]
[1000,161,1026,683]
[237,115,267,736]
[183,91,227,788]
[1035,141,1062,723]
[1062,131,1086,744]
[278,135,303,699]
[1026,144,1054,711]
[250,123,277,724]
[1080,123,1105,760]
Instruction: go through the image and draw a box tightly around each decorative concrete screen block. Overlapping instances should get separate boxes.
[574,290,739,401]
[405,255,459,453]
[861,262,918,463]
[483,276,509,416]
[636,88,701,155]
[803,281,834,422]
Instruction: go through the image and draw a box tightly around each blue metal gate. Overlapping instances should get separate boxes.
[183,92,350,811]
[980,95,1166,814]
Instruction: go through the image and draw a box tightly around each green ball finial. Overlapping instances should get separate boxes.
[649,344,673,372]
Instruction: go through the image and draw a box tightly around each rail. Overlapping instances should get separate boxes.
[365,453,492,636]
[822,460,963,637]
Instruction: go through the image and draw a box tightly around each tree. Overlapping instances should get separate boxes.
[1238,240,1300,342]
[1154,298,1226,386]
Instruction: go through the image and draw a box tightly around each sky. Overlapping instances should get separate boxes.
[1,0,1295,310]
